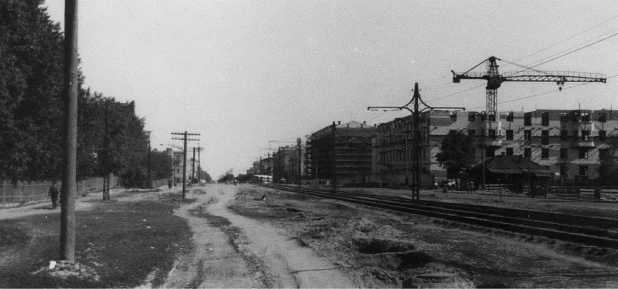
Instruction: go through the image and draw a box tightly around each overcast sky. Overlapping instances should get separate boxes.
[43,0,618,178]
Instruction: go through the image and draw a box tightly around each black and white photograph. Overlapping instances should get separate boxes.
[1,0,617,288]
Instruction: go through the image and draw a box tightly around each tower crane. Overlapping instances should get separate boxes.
[451,56,606,120]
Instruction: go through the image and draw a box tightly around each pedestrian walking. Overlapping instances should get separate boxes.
[168,179,173,190]
[49,181,60,209]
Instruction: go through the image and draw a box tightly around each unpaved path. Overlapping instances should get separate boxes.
[0,188,129,221]
[165,184,356,288]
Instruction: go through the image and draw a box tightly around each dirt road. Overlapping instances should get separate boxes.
[165,184,356,288]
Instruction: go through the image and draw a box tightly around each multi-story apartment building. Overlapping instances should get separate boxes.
[374,109,618,187]
[372,110,458,186]
[272,144,305,184]
[306,121,375,186]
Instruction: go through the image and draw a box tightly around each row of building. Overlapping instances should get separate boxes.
[248,108,618,187]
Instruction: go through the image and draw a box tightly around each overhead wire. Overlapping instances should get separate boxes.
[526,31,618,70]
[438,19,617,107]
[511,14,618,65]
[424,83,485,104]
[367,15,618,122]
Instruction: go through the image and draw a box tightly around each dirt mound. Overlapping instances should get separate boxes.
[32,260,100,282]
[351,217,377,233]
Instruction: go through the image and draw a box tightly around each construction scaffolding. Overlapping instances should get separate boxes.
[306,121,375,189]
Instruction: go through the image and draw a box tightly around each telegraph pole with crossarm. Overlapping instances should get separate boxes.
[172,131,200,199]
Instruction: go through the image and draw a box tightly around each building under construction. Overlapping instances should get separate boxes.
[305,121,376,186]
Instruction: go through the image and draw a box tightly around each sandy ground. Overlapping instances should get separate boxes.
[164,184,356,288]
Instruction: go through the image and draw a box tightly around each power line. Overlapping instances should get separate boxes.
[425,83,485,104]
[510,14,618,65]
[527,30,618,70]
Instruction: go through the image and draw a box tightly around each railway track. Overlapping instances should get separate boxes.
[265,184,618,249]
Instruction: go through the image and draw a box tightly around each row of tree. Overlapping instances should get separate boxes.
[0,0,184,184]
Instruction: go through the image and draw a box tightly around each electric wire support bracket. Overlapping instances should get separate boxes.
[368,82,465,201]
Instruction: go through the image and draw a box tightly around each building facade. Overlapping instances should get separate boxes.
[306,121,375,186]
[374,109,618,187]
[272,144,305,184]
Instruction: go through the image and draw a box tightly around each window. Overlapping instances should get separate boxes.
[488,129,496,139]
[541,112,549,126]
[488,114,496,121]
[480,113,486,121]
[524,130,532,141]
[560,113,568,123]
[506,148,514,155]
[572,130,578,140]
[506,130,514,140]
[468,129,475,137]
[600,148,610,159]
[579,148,589,159]
[480,129,485,137]
[599,113,607,123]
[486,147,495,157]
[450,113,457,122]
[542,130,549,145]
[560,148,568,159]
[560,164,567,176]
[541,148,549,159]
[582,130,590,141]
[581,112,590,123]
[579,165,588,176]
[506,111,514,122]
[599,130,607,141]
[560,130,568,140]
[468,112,476,122]
[524,148,531,159]
[524,113,532,126]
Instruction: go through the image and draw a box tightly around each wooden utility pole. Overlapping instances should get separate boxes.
[331,122,337,193]
[297,137,302,187]
[146,131,151,188]
[196,146,204,183]
[191,147,196,183]
[60,0,78,262]
[171,131,200,199]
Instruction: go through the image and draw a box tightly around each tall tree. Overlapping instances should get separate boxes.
[0,0,65,182]
[436,130,476,178]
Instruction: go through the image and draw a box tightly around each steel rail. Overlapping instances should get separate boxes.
[265,184,618,249]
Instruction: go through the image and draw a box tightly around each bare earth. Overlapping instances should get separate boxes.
[5,184,618,288]
[164,184,356,288]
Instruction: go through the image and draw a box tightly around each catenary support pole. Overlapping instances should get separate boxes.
[60,0,78,262]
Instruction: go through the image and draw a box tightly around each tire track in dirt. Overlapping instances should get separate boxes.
[162,188,262,288]
[203,184,357,288]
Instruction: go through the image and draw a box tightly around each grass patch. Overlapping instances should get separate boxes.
[0,220,30,246]
[0,200,192,288]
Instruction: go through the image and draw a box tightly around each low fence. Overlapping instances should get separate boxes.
[122,179,170,189]
[1,176,118,209]
[549,186,618,202]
